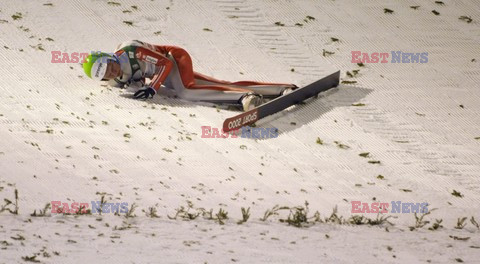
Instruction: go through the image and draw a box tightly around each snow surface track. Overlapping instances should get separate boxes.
[0,0,479,263]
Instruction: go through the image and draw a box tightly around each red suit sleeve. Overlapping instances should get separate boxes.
[135,47,173,91]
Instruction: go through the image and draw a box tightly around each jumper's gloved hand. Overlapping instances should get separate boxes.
[133,86,156,99]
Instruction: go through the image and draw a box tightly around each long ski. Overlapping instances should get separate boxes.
[222,71,340,132]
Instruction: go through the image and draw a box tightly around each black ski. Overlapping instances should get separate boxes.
[222,71,340,132]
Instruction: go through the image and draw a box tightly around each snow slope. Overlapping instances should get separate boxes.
[0,0,479,263]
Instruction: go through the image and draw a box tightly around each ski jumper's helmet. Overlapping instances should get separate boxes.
[83,52,114,81]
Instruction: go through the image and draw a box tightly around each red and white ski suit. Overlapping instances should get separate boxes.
[113,40,295,103]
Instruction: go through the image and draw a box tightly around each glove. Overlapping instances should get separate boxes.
[133,86,156,99]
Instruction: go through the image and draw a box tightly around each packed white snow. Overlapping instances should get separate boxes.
[0,0,479,263]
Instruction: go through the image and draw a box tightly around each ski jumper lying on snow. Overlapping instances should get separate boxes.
[83,40,297,111]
